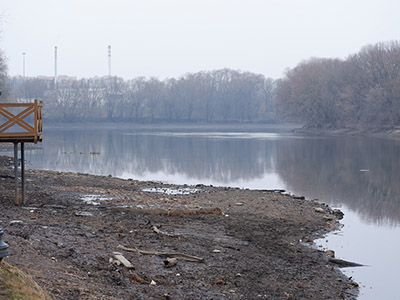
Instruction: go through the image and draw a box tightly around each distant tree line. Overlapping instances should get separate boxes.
[275,41,400,131]
[4,40,400,130]
[0,48,8,100]
[9,69,276,123]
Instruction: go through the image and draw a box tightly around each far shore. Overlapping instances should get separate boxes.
[40,121,400,140]
[293,126,400,139]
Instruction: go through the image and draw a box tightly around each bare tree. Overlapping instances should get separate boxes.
[276,40,400,131]
[0,47,8,101]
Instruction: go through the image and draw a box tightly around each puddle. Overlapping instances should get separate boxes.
[142,187,200,195]
[81,194,112,205]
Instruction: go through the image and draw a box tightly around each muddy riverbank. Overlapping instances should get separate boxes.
[0,155,358,299]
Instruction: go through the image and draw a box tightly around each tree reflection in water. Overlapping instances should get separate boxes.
[275,136,400,226]
[25,127,400,225]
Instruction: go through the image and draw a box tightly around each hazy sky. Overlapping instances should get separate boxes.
[1,0,399,80]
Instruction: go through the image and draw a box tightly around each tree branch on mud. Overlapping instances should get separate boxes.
[117,245,204,262]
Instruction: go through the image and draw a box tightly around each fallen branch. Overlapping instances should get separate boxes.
[152,225,182,237]
[117,245,204,262]
[128,271,150,284]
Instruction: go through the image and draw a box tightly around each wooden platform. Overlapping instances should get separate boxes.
[0,100,43,144]
[0,100,43,205]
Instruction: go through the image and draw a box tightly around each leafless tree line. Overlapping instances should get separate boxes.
[4,40,400,129]
[0,48,8,100]
[276,41,400,130]
[8,69,276,123]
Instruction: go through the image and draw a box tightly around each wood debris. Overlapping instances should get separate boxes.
[128,271,150,284]
[117,245,204,262]
[152,225,181,237]
[113,252,135,269]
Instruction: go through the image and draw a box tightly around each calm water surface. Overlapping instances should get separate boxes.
[16,125,400,300]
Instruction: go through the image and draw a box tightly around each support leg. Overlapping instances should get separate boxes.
[21,142,25,205]
[13,142,19,206]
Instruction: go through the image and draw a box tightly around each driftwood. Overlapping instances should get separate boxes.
[113,252,135,269]
[112,252,153,285]
[128,271,150,284]
[152,225,182,237]
[328,257,364,268]
[117,245,204,262]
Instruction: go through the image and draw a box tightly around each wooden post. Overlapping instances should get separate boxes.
[13,142,19,206]
[21,142,25,204]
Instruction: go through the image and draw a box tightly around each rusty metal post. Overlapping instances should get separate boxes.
[13,142,19,206]
[21,142,25,205]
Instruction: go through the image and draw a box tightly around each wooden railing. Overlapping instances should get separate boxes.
[0,100,43,144]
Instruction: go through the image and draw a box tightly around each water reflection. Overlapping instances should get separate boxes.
[24,128,400,225]
[27,129,283,183]
[275,136,400,226]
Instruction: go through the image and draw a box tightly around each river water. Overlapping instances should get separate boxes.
[16,124,400,300]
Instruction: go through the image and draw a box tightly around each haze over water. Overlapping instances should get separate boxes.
[16,125,400,300]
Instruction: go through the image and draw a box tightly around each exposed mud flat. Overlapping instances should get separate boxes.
[0,156,358,299]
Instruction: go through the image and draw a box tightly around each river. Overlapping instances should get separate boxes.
[16,124,400,300]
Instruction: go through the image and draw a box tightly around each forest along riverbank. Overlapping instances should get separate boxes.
[0,155,358,299]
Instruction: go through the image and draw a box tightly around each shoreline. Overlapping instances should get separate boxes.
[0,155,358,299]
[293,127,400,139]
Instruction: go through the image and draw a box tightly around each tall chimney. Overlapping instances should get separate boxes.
[108,45,111,77]
[54,46,58,88]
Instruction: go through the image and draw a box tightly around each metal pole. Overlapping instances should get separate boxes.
[54,46,58,89]
[22,52,26,100]
[13,142,19,206]
[108,45,111,77]
[0,228,9,261]
[22,52,26,78]
[21,142,25,205]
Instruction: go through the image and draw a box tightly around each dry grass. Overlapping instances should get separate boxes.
[0,261,52,300]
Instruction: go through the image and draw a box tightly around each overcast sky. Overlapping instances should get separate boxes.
[1,0,399,80]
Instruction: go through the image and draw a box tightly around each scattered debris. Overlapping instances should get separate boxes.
[328,257,364,268]
[164,257,177,268]
[152,225,182,237]
[9,220,23,225]
[142,187,200,195]
[325,250,335,258]
[128,271,150,284]
[149,280,157,286]
[81,194,112,205]
[74,211,93,217]
[113,252,135,269]
[117,245,204,262]
[109,257,121,266]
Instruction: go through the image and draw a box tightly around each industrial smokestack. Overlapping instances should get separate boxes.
[54,46,58,88]
[108,45,111,77]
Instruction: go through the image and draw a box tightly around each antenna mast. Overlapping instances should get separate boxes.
[108,45,111,77]
[54,46,58,88]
